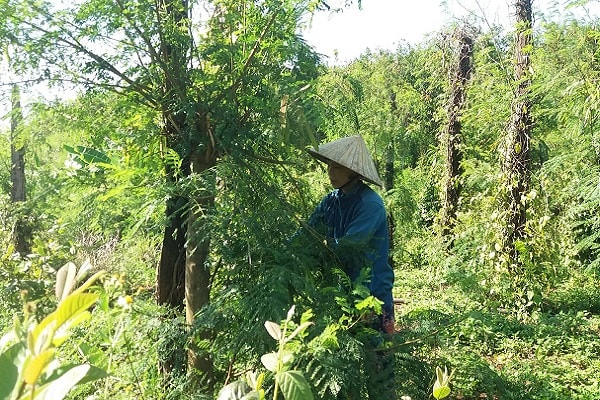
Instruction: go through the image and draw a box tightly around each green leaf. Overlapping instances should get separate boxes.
[78,343,109,370]
[27,364,105,400]
[435,365,444,384]
[433,382,451,399]
[23,348,56,384]
[44,363,108,389]
[239,392,261,400]
[31,292,98,355]
[0,343,25,399]
[52,311,91,347]
[74,259,93,284]
[280,350,294,367]
[277,370,313,400]
[300,309,314,326]
[64,145,111,165]
[245,371,264,392]
[285,322,313,343]
[53,292,99,332]
[355,295,382,312]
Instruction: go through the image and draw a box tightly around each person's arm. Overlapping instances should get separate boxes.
[307,195,329,228]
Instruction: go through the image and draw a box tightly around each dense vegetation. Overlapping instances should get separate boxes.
[1,0,599,399]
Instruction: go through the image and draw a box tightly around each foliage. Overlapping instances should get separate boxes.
[1,1,600,399]
[0,261,107,400]
[217,305,314,400]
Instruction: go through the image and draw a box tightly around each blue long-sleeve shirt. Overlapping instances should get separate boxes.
[308,181,394,312]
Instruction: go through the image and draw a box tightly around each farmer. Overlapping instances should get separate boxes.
[306,135,395,335]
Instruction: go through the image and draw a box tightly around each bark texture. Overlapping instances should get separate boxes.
[440,29,474,239]
[502,0,533,265]
[10,85,29,255]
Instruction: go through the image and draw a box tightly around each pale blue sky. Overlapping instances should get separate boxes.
[302,0,600,65]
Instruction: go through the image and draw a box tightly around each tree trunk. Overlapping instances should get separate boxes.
[157,194,187,309]
[502,0,533,266]
[384,92,397,268]
[185,147,216,390]
[10,85,29,255]
[440,29,473,240]
[383,93,397,193]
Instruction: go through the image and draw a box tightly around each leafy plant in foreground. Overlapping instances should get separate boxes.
[433,365,453,399]
[217,305,314,400]
[0,261,107,400]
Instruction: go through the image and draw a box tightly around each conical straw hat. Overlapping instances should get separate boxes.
[307,135,383,187]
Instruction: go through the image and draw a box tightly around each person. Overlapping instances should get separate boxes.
[306,135,395,335]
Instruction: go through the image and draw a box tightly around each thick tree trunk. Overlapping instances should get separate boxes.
[10,85,29,255]
[502,0,533,266]
[440,29,473,239]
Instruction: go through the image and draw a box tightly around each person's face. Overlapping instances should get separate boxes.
[327,161,354,189]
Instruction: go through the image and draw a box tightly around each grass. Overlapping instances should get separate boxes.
[394,259,600,400]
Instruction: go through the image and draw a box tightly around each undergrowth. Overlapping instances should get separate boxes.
[395,256,600,400]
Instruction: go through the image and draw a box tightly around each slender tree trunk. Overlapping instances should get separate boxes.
[440,29,474,240]
[384,91,398,193]
[501,0,533,267]
[185,127,216,388]
[384,92,397,268]
[156,120,189,380]
[10,85,29,255]
[157,194,187,309]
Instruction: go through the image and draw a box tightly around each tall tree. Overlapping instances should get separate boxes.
[0,0,322,387]
[501,0,533,266]
[440,28,474,239]
[9,84,29,255]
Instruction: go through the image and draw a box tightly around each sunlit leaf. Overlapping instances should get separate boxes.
[217,380,253,400]
[74,259,93,283]
[280,350,294,367]
[277,370,313,400]
[28,364,103,400]
[56,262,77,302]
[53,293,99,331]
[286,305,296,321]
[0,343,24,399]
[23,348,56,384]
[264,321,282,341]
[52,311,92,347]
[433,382,451,399]
[260,352,278,372]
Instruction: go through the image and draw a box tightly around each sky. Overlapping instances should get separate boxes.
[1,0,598,126]
[301,0,600,65]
